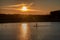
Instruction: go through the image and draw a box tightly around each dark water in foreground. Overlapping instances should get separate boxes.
[0,22,60,40]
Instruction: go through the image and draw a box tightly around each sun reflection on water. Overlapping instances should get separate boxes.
[21,23,28,38]
[18,23,30,40]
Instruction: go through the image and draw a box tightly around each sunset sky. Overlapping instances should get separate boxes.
[0,0,60,15]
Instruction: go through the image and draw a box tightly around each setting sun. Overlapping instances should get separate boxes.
[21,6,28,12]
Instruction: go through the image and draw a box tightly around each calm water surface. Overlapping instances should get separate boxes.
[0,22,60,40]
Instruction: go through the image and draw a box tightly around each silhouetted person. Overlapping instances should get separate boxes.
[34,23,38,29]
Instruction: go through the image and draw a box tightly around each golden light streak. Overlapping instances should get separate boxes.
[21,23,27,33]
[21,23,28,39]
[19,23,30,40]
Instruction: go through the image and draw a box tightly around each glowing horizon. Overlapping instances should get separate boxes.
[0,0,60,15]
[0,4,49,15]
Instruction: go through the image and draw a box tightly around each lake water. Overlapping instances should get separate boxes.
[0,22,60,40]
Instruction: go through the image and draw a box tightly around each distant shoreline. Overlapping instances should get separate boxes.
[0,10,60,23]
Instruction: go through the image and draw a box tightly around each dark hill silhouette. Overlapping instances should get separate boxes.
[50,10,60,21]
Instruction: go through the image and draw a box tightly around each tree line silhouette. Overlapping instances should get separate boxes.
[0,10,60,23]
